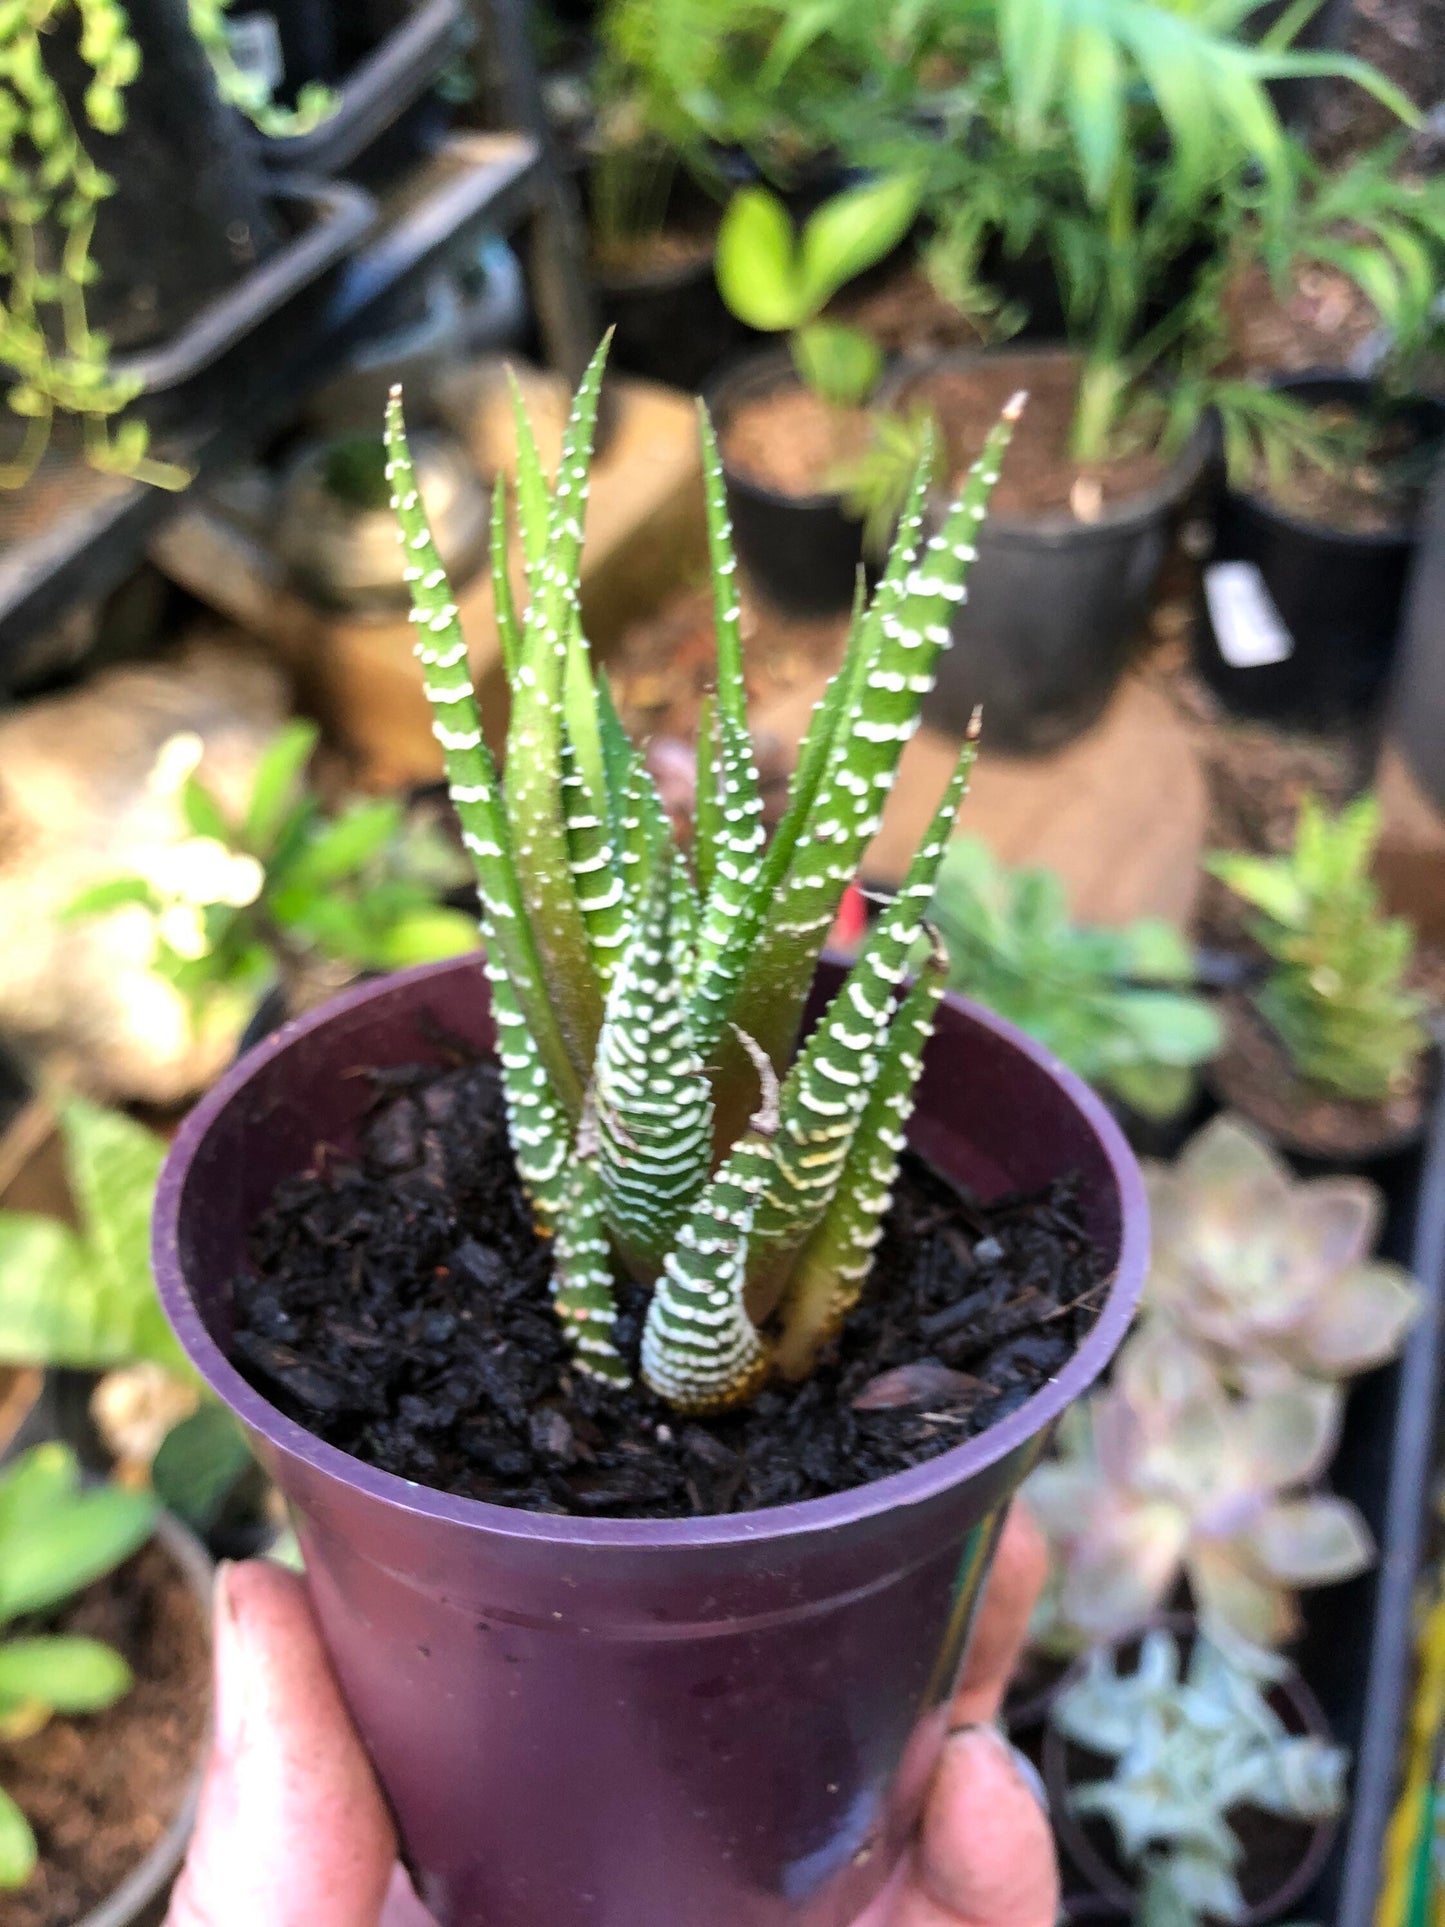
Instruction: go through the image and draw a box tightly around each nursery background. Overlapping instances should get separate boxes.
[0,0,1443,1923]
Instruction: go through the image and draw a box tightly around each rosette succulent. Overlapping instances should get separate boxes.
[1027,1320,1373,1652]
[385,340,1021,1412]
[1053,1627,1348,1925]
[1145,1115,1422,1388]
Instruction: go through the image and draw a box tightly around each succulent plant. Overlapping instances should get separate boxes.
[385,340,1021,1412]
[1145,1115,1422,1388]
[1026,1318,1373,1653]
[1207,793,1430,1104]
[0,1444,157,1888]
[1053,1626,1348,1925]
[933,837,1223,1121]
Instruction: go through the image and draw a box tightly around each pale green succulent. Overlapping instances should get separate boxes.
[1026,1319,1373,1654]
[1054,1627,1347,1925]
[386,341,1022,1412]
[1145,1115,1422,1388]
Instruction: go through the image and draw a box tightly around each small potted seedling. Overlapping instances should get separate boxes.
[932,837,1222,1155]
[1044,1622,1347,1925]
[1207,793,1433,1167]
[709,171,923,613]
[153,344,1148,1927]
[0,1443,211,1926]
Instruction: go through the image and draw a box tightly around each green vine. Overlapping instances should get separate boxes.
[0,0,187,487]
[187,0,334,139]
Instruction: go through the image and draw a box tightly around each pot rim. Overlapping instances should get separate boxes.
[1040,1612,1340,1925]
[880,343,1213,541]
[1224,368,1445,549]
[154,955,1148,1552]
[75,1509,213,1927]
[706,344,858,513]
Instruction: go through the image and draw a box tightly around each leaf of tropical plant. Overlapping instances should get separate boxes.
[179,772,232,845]
[0,1636,131,1713]
[0,1784,36,1890]
[241,719,319,856]
[63,875,157,922]
[715,186,805,331]
[997,0,1068,149]
[59,1098,186,1375]
[791,320,883,408]
[0,1446,79,1545]
[369,907,479,969]
[0,1485,156,1625]
[1063,20,1125,209]
[0,1215,90,1366]
[796,171,923,313]
[150,1401,256,1533]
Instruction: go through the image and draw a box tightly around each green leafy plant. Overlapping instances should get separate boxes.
[1053,1627,1348,1926]
[0,1095,184,1375]
[1207,793,1429,1104]
[67,719,479,1047]
[932,836,1222,1121]
[187,0,335,138]
[0,0,188,488]
[0,1444,156,1888]
[385,340,1020,1410]
[828,403,944,562]
[1145,1115,1421,1387]
[714,172,921,408]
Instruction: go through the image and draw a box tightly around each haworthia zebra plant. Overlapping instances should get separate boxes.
[384,340,1021,1414]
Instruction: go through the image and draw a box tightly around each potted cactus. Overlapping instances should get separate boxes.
[1043,1622,1347,1925]
[153,343,1148,1927]
[1206,793,1433,1168]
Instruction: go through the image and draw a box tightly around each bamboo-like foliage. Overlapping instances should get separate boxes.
[385,342,1021,1412]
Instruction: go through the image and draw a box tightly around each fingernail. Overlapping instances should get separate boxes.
[949,1721,1051,1817]
[212,1560,250,1755]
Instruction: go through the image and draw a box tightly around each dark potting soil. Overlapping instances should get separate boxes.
[1214,992,1431,1162]
[0,1543,209,1927]
[721,387,873,498]
[229,1056,1108,1519]
[592,227,715,279]
[1249,402,1439,538]
[897,353,1167,519]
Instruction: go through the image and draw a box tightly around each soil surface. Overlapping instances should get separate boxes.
[1249,401,1438,537]
[721,387,873,498]
[229,1057,1108,1519]
[1213,991,1431,1161]
[1221,259,1381,378]
[0,1541,209,1927]
[896,354,1168,519]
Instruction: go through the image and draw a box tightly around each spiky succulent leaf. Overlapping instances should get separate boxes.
[489,473,521,680]
[383,389,581,1121]
[745,726,979,1308]
[639,1047,779,1412]
[724,398,1023,1085]
[552,1146,630,1384]
[595,860,714,1277]
[774,939,948,1378]
[561,628,629,988]
[505,368,553,582]
[501,342,612,1083]
[484,930,570,1231]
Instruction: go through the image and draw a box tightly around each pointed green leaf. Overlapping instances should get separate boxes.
[0,1635,131,1713]
[489,472,521,680]
[552,1148,631,1385]
[0,1785,36,1889]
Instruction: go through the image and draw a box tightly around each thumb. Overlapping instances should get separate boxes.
[168,1560,399,1927]
[889,1726,1059,1927]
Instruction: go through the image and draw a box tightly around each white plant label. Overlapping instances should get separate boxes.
[227,12,285,93]
[1204,561,1295,670]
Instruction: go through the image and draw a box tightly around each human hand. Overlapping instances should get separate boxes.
[167,1505,1057,1927]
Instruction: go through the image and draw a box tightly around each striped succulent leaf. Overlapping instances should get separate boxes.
[773,938,950,1379]
[394,344,1024,1411]
[595,860,714,1278]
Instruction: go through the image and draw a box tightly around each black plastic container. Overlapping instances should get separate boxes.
[708,348,867,617]
[109,177,376,435]
[1386,452,1445,811]
[1193,374,1444,730]
[46,0,280,352]
[886,347,1212,754]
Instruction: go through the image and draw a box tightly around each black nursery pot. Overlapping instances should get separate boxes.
[709,349,868,618]
[1194,374,1445,730]
[886,349,1211,754]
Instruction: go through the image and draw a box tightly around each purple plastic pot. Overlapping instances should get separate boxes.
[154,956,1147,1927]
